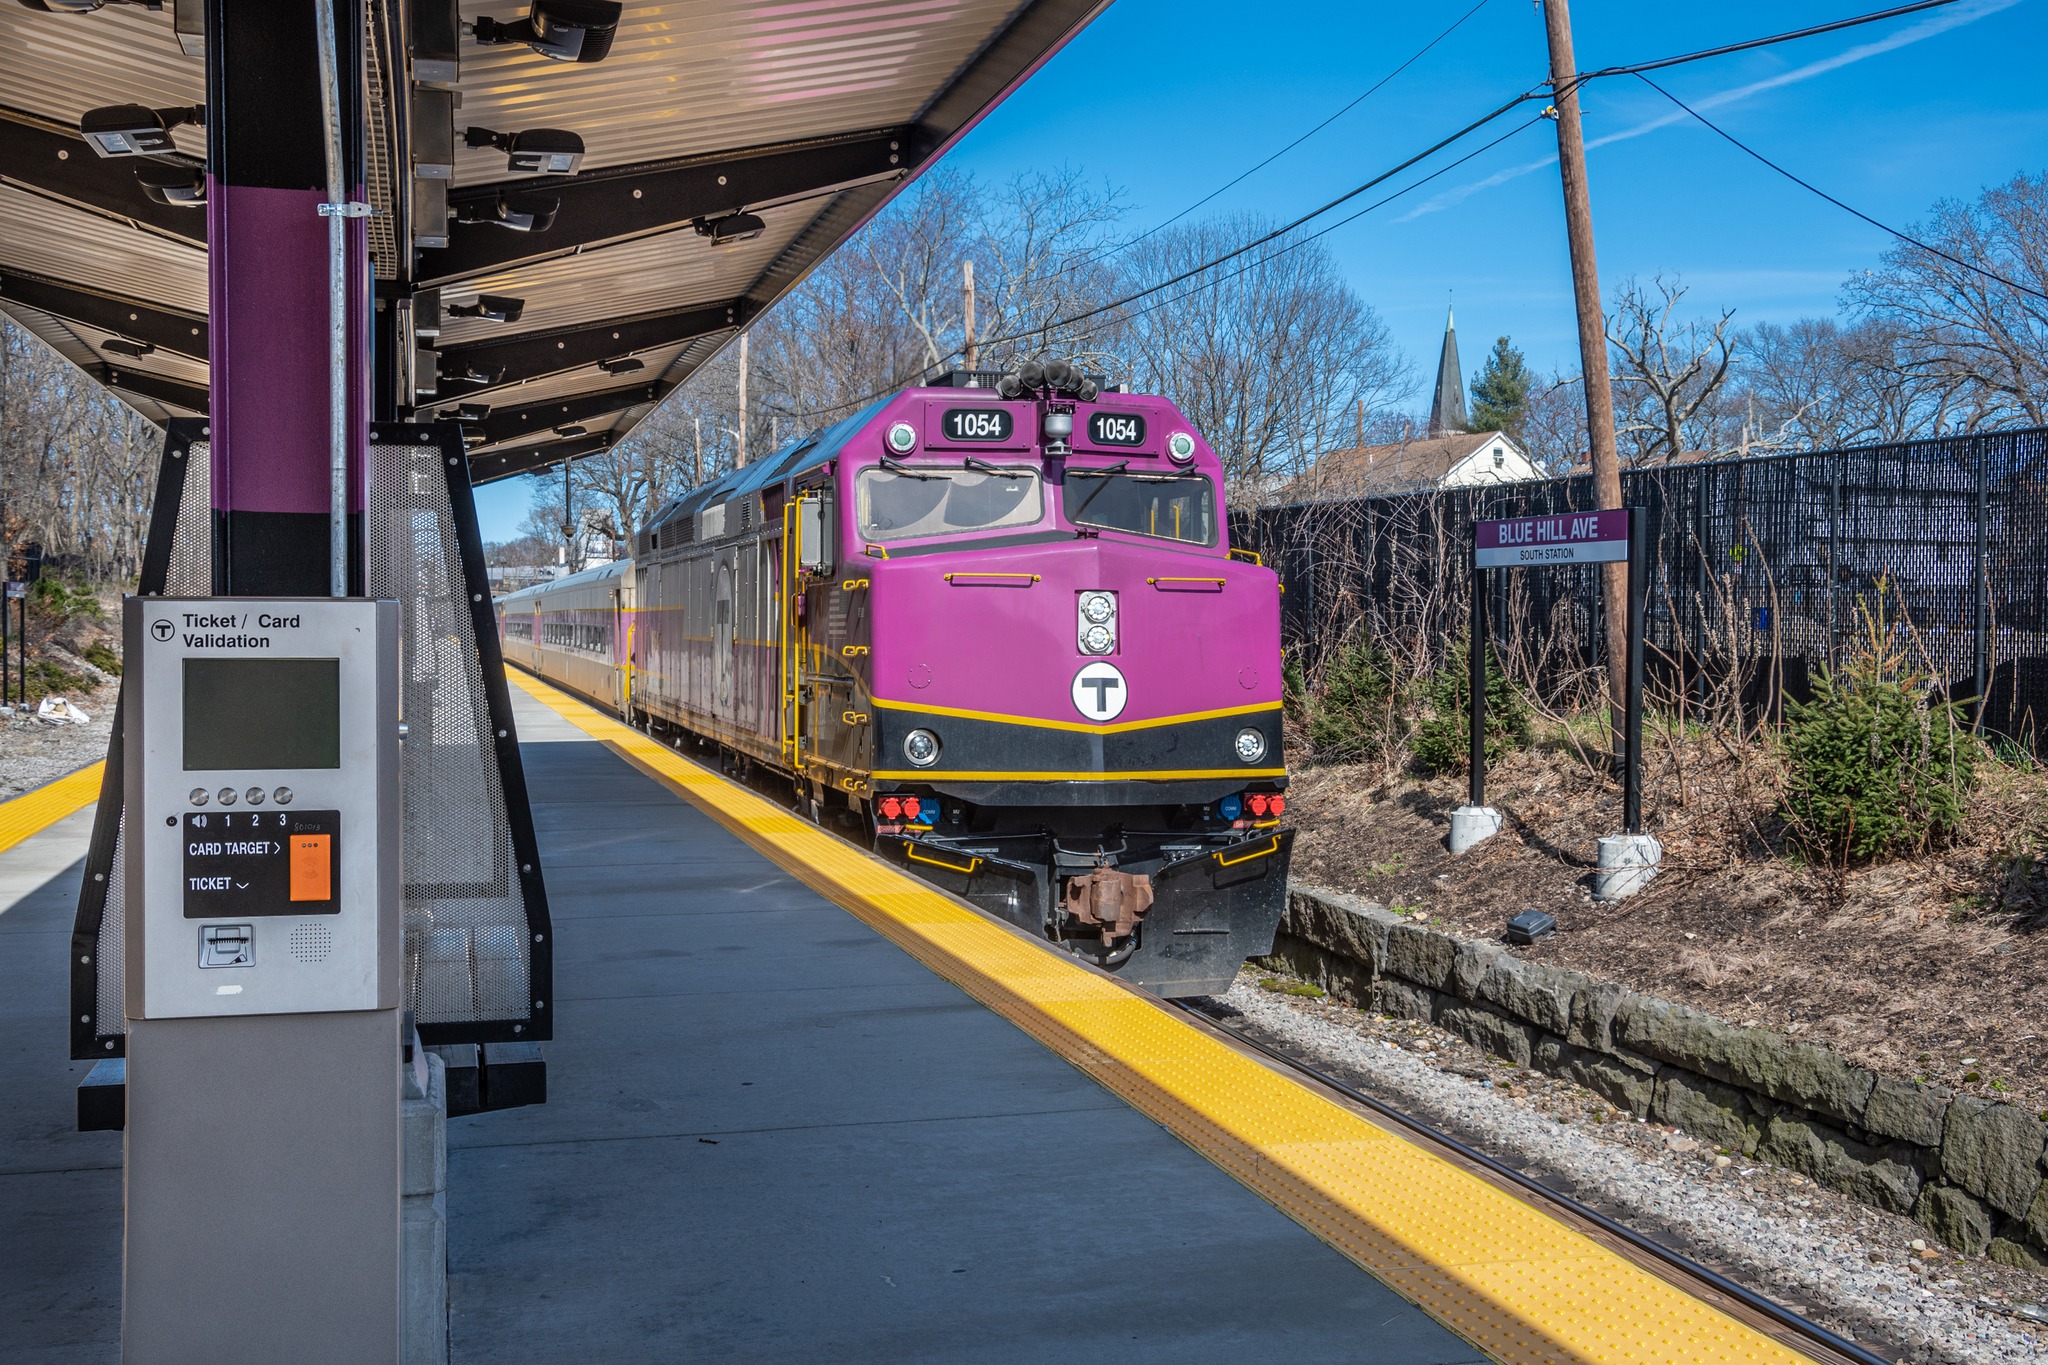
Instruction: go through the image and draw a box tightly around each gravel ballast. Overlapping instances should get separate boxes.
[1,682,116,800]
[1218,968,2048,1365]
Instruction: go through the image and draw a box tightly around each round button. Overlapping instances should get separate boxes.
[216,787,238,806]
[272,786,294,806]
[244,786,266,806]
[187,788,210,806]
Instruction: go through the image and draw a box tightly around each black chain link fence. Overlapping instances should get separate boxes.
[1234,427,2048,752]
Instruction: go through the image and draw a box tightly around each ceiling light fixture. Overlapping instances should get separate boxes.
[100,337,156,359]
[553,424,587,437]
[465,126,584,176]
[134,161,205,207]
[15,0,161,12]
[454,191,560,232]
[693,211,765,248]
[79,103,203,157]
[444,362,507,387]
[472,0,621,63]
[446,294,526,324]
[597,357,643,376]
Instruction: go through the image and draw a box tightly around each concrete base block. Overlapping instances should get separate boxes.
[1593,833,1661,901]
[402,1051,448,1365]
[1447,805,1503,855]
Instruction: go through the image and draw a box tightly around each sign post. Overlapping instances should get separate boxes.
[3,580,24,707]
[1467,509,1658,896]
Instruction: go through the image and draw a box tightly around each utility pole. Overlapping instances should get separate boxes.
[736,331,750,468]
[692,415,704,487]
[962,259,978,371]
[1542,0,1628,765]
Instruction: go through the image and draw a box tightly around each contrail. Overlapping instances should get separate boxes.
[1394,0,2019,221]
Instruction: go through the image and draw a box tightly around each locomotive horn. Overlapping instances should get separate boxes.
[1016,358,1046,391]
[996,370,1025,399]
[1043,358,1077,390]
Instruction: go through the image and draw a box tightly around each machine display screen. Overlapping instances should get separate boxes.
[183,658,342,770]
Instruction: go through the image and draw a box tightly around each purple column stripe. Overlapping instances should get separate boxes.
[207,180,369,515]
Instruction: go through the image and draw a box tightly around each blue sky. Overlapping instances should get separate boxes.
[475,0,2046,541]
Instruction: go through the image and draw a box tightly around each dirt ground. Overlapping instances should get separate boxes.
[1285,727,2048,1110]
[0,679,119,799]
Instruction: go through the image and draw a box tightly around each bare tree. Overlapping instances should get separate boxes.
[1845,171,2048,430]
[1518,372,1589,474]
[1119,216,1408,497]
[1606,274,1737,463]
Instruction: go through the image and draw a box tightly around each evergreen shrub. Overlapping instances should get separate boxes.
[1410,637,1531,775]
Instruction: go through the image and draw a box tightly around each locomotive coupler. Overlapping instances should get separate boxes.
[1061,867,1154,944]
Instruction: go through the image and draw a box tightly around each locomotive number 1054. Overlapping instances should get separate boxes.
[1088,412,1147,446]
[941,408,1013,442]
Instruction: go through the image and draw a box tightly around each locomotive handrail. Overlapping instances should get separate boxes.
[1228,548,1264,565]
[1215,835,1282,868]
[1146,576,1227,590]
[863,542,890,559]
[943,572,1040,586]
[901,842,983,876]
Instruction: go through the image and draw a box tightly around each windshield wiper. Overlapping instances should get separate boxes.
[1068,461,1128,520]
[962,456,1007,475]
[879,456,943,481]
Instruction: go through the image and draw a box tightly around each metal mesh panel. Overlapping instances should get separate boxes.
[365,435,538,1033]
[80,433,211,1056]
[1239,426,2048,750]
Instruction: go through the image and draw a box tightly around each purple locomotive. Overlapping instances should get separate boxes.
[499,360,1292,996]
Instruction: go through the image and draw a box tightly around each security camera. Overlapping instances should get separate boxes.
[473,0,621,63]
[447,294,526,324]
[134,160,205,207]
[465,127,584,176]
[79,104,203,157]
[692,211,765,247]
[454,192,559,232]
[101,337,156,359]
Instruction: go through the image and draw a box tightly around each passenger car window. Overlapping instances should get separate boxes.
[857,466,1043,543]
[1064,471,1216,546]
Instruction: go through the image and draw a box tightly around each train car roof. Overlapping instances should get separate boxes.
[498,557,629,605]
[647,393,892,532]
[0,2,1104,485]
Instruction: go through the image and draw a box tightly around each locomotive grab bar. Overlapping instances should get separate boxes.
[841,710,869,725]
[1146,576,1226,591]
[1228,548,1264,565]
[1215,835,1282,868]
[840,578,870,590]
[901,842,982,876]
[943,572,1040,586]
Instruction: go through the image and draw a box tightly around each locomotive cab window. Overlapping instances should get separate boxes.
[857,466,1043,543]
[1064,471,1216,546]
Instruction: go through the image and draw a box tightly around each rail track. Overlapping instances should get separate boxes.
[1167,997,1900,1365]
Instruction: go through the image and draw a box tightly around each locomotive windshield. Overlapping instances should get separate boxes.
[857,466,1044,543]
[1064,471,1216,546]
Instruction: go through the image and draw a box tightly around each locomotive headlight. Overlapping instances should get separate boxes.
[1234,727,1268,763]
[1167,430,1197,464]
[1077,591,1117,654]
[903,728,941,767]
[885,421,917,455]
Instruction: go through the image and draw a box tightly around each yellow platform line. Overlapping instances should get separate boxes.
[0,761,105,857]
[507,669,1809,1365]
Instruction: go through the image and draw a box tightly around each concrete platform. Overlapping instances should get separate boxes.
[0,706,1486,1362]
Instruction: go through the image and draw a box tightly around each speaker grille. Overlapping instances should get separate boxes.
[289,923,335,963]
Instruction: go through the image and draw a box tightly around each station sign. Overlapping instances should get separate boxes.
[1474,510,1630,568]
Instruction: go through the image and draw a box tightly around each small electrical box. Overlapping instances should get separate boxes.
[124,598,401,1019]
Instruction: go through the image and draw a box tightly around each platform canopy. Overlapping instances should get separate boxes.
[0,0,1102,482]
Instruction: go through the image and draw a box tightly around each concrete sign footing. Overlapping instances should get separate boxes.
[1447,805,1503,855]
[1593,833,1661,901]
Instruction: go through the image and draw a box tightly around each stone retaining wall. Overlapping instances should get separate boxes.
[1263,884,2048,1270]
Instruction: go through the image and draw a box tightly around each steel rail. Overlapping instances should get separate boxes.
[1165,998,1898,1365]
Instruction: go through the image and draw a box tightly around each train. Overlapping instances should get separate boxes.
[497,360,1293,997]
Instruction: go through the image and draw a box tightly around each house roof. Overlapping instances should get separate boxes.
[1282,431,1518,501]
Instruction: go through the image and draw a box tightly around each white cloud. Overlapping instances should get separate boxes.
[1394,0,2022,221]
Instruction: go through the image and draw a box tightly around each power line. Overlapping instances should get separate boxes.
[1635,73,2048,306]
[1574,0,1961,89]
[1106,0,1497,258]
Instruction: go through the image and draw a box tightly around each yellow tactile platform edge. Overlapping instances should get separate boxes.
[511,671,1808,1365]
[0,761,104,857]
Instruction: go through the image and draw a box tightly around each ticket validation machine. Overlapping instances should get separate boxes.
[121,598,402,1363]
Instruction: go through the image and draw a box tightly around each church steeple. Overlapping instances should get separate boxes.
[1428,302,1466,437]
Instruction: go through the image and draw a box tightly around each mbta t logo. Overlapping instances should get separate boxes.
[1071,661,1128,722]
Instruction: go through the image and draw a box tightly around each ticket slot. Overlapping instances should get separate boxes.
[182,810,341,917]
